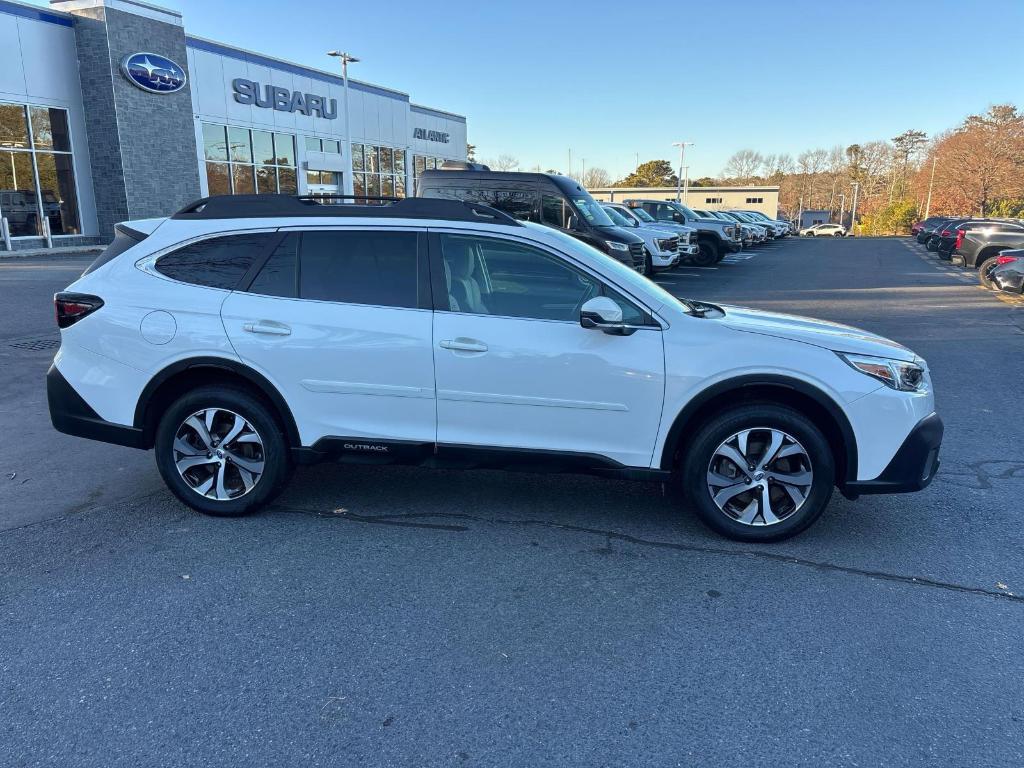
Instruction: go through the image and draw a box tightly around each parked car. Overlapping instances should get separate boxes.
[623,199,743,267]
[418,165,646,272]
[988,250,1024,293]
[715,211,766,246]
[800,223,846,237]
[737,210,789,237]
[0,189,41,237]
[601,202,700,268]
[912,216,946,239]
[49,194,942,543]
[600,203,679,275]
[693,209,760,247]
[935,218,985,259]
[726,211,772,241]
[954,219,1024,271]
[916,217,954,244]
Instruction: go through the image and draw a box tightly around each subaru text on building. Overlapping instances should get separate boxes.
[48,194,943,542]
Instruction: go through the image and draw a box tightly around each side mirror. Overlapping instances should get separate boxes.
[580,296,633,336]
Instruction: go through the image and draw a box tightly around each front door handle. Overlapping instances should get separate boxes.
[243,320,292,336]
[439,338,488,353]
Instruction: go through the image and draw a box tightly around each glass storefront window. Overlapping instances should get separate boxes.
[202,122,298,197]
[305,136,322,153]
[228,126,252,164]
[365,145,379,174]
[203,123,228,161]
[278,167,297,194]
[324,140,341,154]
[34,152,80,235]
[274,133,295,166]
[0,104,30,149]
[394,149,406,174]
[205,162,230,196]
[380,146,393,174]
[381,175,394,197]
[352,143,364,172]
[0,151,39,236]
[366,174,380,198]
[252,130,275,166]
[0,103,80,236]
[28,107,71,152]
[354,173,366,197]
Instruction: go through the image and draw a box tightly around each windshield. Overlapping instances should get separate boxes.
[602,206,634,227]
[571,196,615,227]
[674,203,700,219]
[630,206,656,223]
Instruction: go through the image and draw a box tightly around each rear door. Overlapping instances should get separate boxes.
[221,227,437,449]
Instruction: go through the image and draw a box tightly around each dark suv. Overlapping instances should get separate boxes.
[955,220,1024,271]
[417,166,646,271]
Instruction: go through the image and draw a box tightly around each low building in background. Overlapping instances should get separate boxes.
[799,210,833,229]
[589,186,780,218]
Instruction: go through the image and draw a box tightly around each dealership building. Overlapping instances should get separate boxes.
[589,186,781,218]
[0,0,467,249]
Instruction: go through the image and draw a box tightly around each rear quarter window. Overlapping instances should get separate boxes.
[82,227,145,276]
[155,233,272,290]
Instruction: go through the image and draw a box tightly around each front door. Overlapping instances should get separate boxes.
[307,171,342,202]
[221,227,436,448]
[430,231,665,468]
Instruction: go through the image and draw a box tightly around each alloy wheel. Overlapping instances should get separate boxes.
[705,427,813,526]
[172,408,266,501]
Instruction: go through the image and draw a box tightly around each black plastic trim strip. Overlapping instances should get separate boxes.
[842,412,943,497]
[47,365,146,449]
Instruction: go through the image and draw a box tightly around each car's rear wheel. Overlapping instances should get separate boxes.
[833,232,843,238]
[978,255,1002,289]
[679,404,835,542]
[694,239,718,267]
[155,385,291,516]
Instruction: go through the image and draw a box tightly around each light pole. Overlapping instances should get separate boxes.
[924,156,937,218]
[850,182,860,236]
[682,165,690,205]
[327,50,359,197]
[672,141,694,203]
[839,193,846,227]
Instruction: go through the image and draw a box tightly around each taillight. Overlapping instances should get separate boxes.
[54,292,104,329]
[954,229,965,250]
[940,229,952,237]
[997,254,1019,265]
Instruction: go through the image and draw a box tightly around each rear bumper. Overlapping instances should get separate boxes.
[47,364,146,449]
[842,412,943,497]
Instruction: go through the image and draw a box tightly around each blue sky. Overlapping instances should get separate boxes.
[35,0,1024,179]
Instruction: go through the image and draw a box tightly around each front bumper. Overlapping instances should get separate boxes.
[726,240,743,253]
[994,270,1024,293]
[842,412,943,497]
[47,364,146,449]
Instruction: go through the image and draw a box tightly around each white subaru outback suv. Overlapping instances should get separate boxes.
[49,195,942,542]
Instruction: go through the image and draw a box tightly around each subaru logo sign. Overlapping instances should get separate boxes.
[120,52,187,94]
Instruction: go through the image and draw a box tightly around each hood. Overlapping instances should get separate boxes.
[716,304,917,361]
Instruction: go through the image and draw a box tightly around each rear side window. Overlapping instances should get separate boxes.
[156,233,271,289]
[82,227,145,276]
[247,230,423,309]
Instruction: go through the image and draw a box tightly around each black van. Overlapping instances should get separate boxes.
[416,166,645,271]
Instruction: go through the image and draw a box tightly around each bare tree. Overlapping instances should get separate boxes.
[722,149,764,181]
[485,154,519,171]
[581,167,612,189]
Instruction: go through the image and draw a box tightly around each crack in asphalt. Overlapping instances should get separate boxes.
[272,504,1024,605]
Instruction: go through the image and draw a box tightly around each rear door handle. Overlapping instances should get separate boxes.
[243,320,292,336]
[439,338,488,353]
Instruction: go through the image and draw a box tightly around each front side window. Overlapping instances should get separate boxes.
[155,233,272,289]
[541,194,569,228]
[438,233,644,323]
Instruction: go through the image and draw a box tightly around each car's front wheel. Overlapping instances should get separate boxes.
[679,404,835,542]
[693,239,718,267]
[642,247,654,277]
[155,385,291,516]
[833,232,843,238]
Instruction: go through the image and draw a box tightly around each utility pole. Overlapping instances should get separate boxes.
[850,182,860,236]
[797,196,804,229]
[682,165,690,205]
[924,156,937,218]
[581,158,586,184]
[567,148,572,177]
[839,193,846,228]
[327,50,359,197]
[672,141,694,203]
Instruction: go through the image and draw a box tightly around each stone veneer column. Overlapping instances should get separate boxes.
[53,0,200,238]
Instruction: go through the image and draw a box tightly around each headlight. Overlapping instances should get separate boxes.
[605,240,629,251]
[839,353,927,392]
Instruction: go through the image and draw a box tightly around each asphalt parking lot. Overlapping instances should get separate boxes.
[2,237,1023,767]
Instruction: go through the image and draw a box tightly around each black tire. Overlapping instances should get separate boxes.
[642,248,654,277]
[833,232,843,238]
[693,239,719,267]
[978,255,1001,289]
[155,385,292,517]
[678,404,835,542]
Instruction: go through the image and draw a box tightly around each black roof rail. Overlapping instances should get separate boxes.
[171,194,522,226]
